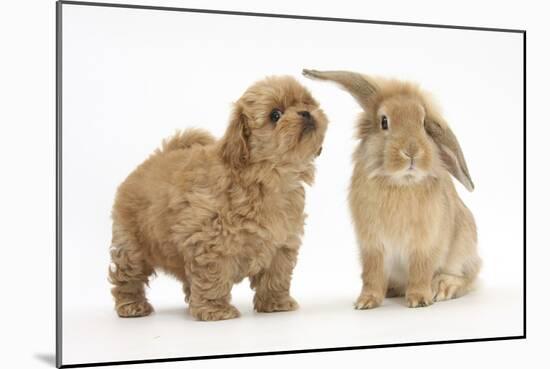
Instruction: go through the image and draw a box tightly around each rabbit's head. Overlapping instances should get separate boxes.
[303,69,474,191]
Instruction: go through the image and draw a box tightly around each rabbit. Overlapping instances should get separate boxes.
[303,69,481,308]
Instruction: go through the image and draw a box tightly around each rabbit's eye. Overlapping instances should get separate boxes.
[270,109,283,124]
[381,116,389,130]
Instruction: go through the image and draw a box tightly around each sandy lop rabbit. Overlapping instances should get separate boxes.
[304,69,481,308]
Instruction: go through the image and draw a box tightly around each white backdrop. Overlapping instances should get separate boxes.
[7,0,548,368]
[3,1,546,369]
[58,2,524,365]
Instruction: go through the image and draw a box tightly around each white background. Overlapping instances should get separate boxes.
[60,2,523,365]
[1,0,547,369]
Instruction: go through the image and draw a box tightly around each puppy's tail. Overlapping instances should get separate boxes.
[158,129,216,153]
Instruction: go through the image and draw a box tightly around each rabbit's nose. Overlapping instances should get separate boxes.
[402,141,422,158]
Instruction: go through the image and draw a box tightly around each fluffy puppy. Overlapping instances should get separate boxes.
[108,76,328,321]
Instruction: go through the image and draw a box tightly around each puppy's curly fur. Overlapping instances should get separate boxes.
[108,76,328,321]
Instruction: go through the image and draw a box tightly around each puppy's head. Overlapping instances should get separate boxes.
[221,76,328,170]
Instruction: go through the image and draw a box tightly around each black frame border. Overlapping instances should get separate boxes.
[55,1,527,368]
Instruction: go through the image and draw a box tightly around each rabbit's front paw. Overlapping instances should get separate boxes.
[355,293,383,310]
[406,291,433,308]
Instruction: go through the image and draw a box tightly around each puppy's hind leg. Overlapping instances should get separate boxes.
[109,225,155,318]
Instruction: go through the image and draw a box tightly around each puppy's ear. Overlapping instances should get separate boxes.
[221,103,251,169]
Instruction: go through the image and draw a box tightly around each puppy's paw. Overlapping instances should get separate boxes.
[406,291,433,308]
[254,295,299,313]
[190,304,241,321]
[354,293,383,310]
[116,300,154,317]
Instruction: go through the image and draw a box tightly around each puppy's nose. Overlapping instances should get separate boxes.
[298,111,311,119]
[298,111,315,131]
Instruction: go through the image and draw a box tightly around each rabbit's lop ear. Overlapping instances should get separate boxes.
[302,69,377,111]
[425,119,474,192]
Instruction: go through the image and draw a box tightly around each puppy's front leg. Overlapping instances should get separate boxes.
[250,246,299,313]
[188,257,240,321]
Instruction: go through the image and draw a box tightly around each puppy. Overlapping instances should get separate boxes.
[108,76,328,321]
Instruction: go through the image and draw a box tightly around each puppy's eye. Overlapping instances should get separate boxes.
[381,116,389,130]
[270,109,282,124]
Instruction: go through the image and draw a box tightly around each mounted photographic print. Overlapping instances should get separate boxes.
[56,1,526,367]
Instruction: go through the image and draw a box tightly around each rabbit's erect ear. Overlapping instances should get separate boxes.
[425,119,474,192]
[220,103,250,169]
[302,69,377,111]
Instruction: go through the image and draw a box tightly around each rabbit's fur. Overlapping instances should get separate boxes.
[304,69,481,308]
